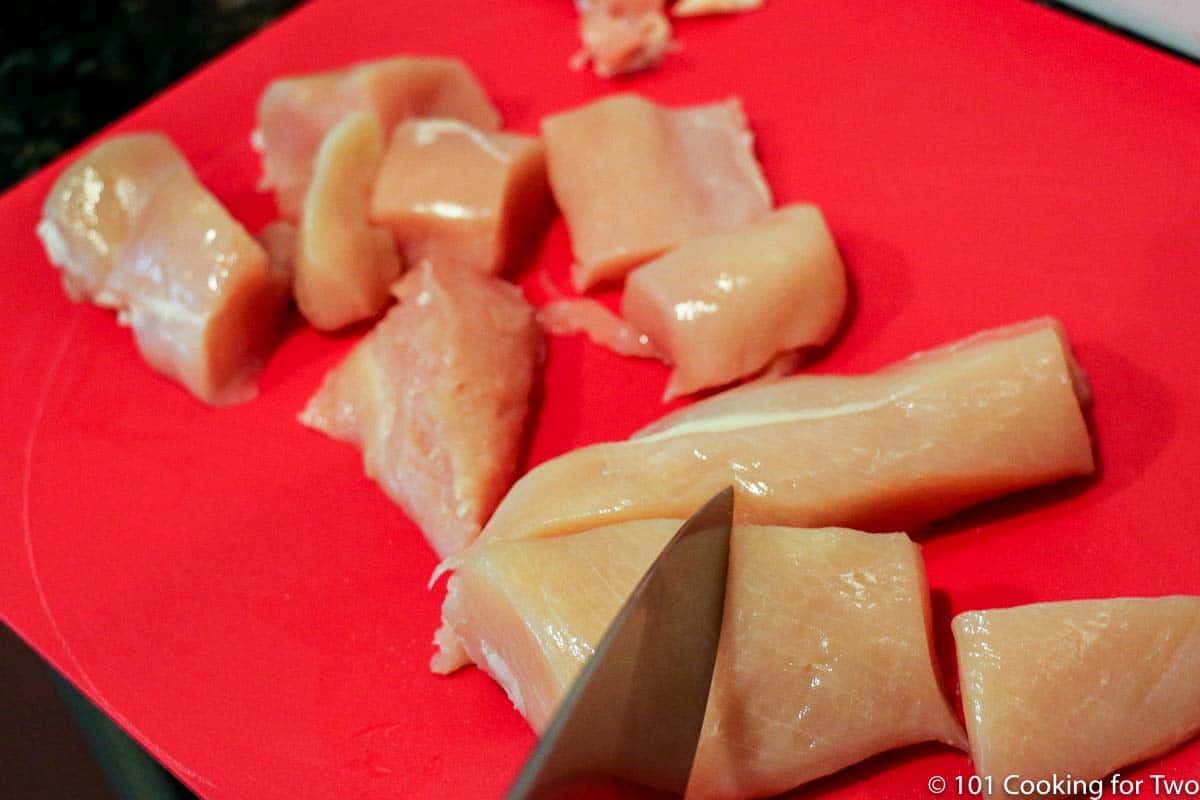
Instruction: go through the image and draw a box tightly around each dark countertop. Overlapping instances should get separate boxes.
[0,0,299,190]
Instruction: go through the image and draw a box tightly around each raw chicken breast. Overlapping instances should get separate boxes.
[542,94,771,290]
[257,220,297,287]
[369,119,549,275]
[689,526,966,799]
[254,57,501,219]
[37,133,189,302]
[673,0,763,17]
[575,0,673,77]
[110,172,289,405]
[434,522,966,798]
[954,598,1200,798]
[300,262,541,557]
[478,318,1094,544]
[38,134,290,405]
[622,204,847,400]
[296,112,401,330]
[537,297,662,359]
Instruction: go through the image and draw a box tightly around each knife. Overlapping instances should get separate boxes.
[507,487,734,799]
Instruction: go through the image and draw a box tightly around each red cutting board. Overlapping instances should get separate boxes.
[1,1,1198,798]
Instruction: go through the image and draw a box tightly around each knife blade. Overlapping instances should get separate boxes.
[506,486,734,799]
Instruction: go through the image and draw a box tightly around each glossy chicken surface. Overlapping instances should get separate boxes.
[37,133,190,303]
[300,262,541,557]
[623,204,847,399]
[954,597,1200,798]
[38,134,290,405]
[435,523,966,799]
[479,318,1094,544]
[254,57,501,219]
[296,112,401,330]
[369,119,549,275]
[542,94,771,290]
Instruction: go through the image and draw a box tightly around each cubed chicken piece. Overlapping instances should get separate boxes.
[434,523,965,798]
[296,112,402,330]
[38,134,290,405]
[300,262,542,557]
[575,0,673,77]
[954,598,1200,798]
[672,0,763,17]
[623,204,847,399]
[478,318,1094,544]
[254,57,501,219]
[369,119,550,275]
[110,173,289,405]
[37,133,190,303]
[542,94,771,290]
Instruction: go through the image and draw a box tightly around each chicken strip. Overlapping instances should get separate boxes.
[478,318,1094,544]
